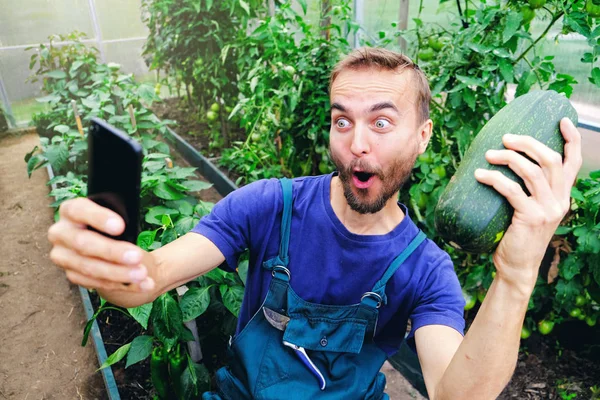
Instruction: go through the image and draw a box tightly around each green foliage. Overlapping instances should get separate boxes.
[25,32,219,397]
[221,1,356,184]
[144,0,356,185]
[398,0,600,334]
[142,0,265,149]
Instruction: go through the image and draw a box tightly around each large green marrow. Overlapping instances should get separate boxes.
[434,90,578,253]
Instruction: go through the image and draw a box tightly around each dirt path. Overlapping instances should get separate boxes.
[0,133,106,399]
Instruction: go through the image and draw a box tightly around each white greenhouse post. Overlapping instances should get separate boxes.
[0,71,16,128]
[268,0,275,16]
[353,0,364,48]
[399,0,409,52]
[87,0,107,63]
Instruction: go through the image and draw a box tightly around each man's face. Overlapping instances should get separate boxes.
[329,67,430,214]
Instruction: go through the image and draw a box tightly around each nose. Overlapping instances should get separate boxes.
[350,124,370,157]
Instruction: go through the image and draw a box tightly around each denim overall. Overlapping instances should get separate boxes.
[203,178,426,400]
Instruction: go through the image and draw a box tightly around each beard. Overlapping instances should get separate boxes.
[330,149,418,215]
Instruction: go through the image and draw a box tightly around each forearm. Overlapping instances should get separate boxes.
[435,276,533,400]
[97,233,225,308]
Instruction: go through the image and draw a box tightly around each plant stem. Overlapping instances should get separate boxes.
[515,12,563,64]
[100,306,133,318]
[456,0,468,29]
[410,198,425,223]
[430,98,449,115]
[523,56,543,89]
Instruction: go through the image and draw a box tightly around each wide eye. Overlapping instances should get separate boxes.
[374,119,390,129]
[336,118,350,129]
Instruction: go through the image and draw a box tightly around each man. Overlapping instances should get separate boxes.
[47,47,582,399]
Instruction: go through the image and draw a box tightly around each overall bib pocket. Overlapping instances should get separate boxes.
[283,315,368,354]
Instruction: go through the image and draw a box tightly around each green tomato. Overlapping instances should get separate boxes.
[575,295,587,307]
[206,111,218,122]
[520,326,531,340]
[569,308,582,319]
[586,315,597,327]
[418,48,435,62]
[463,291,476,311]
[520,6,535,25]
[587,0,600,18]
[538,320,554,335]
[210,102,220,113]
[433,165,447,179]
[225,106,233,113]
[578,311,587,321]
[528,0,546,9]
[428,37,445,52]
[250,132,261,142]
[154,83,162,96]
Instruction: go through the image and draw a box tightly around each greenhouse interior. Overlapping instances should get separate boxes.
[1,0,599,399]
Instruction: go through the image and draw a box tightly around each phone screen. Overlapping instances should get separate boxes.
[87,118,143,243]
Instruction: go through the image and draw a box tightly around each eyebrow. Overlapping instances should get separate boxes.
[331,102,346,112]
[330,101,399,114]
[369,101,399,113]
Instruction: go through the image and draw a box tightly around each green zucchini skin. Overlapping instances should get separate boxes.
[434,90,578,253]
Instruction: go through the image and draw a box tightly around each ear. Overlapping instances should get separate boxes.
[416,119,433,154]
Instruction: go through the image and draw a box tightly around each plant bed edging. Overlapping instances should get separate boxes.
[160,124,430,397]
[162,127,237,197]
[46,164,121,400]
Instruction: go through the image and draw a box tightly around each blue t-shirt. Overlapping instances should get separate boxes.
[191,173,465,355]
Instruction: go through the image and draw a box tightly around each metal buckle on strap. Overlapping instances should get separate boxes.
[272,266,291,280]
[361,292,383,308]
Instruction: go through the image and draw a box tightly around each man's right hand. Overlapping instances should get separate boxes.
[48,197,156,293]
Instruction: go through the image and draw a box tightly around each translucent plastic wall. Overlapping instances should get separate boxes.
[0,0,149,125]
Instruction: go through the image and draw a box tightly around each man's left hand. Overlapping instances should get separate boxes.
[474,118,582,293]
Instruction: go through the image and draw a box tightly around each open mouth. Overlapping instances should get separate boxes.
[354,171,374,182]
[352,170,376,189]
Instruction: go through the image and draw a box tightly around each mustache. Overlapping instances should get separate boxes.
[341,159,384,180]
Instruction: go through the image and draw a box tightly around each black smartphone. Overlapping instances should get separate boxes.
[87,118,143,244]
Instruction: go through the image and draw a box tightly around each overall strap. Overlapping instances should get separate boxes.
[361,231,427,308]
[263,178,293,271]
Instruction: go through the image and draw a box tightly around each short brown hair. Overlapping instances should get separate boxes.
[329,47,431,123]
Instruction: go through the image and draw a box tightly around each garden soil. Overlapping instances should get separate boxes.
[0,132,106,399]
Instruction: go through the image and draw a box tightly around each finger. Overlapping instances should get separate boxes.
[501,134,564,198]
[65,269,155,293]
[474,168,531,211]
[560,118,583,187]
[59,197,125,236]
[50,245,148,284]
[48,221,143,266]
[484,149,554,203]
